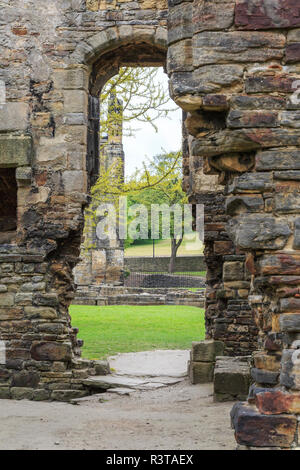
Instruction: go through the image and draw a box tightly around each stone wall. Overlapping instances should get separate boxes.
[0,1,168,401]
[124,255,205,273]
[168,0,300,449]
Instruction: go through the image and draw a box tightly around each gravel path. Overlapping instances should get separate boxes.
[0,381,236,450]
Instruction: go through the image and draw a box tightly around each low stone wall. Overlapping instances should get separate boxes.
[125,256,205,273]
[125,272,206,289]
[73,287,205,308]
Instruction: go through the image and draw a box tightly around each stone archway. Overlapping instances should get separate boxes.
[0,24,170,403]
[72,27,169,299]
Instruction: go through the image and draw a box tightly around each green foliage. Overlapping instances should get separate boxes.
[100,67,175,137]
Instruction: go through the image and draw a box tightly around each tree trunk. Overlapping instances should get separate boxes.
[169,237,183,273]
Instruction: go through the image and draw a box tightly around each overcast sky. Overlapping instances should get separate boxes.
[123,68,182,178]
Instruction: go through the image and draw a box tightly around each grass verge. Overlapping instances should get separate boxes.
[70,305,205,360]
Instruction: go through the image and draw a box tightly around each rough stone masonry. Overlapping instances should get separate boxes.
[0,0,299,450]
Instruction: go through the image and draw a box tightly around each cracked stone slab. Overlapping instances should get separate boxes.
[83,375,183,392]
[83,375,148,390]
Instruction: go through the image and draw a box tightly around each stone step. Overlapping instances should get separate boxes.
[83,374,183,391]
[214,356,252,402]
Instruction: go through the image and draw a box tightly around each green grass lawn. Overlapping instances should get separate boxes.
[70,305,205,360]
[125,237,204,258]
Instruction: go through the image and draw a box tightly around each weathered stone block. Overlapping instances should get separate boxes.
[260,254,300,275]
[280,313,300,332]
[0,103,29,132]
[188,360,214,384]
[251,368,279,386]
[255,389,300,415]
[11,387,34,400]
[246,74,296,93]
[275,193,300,214]
[192,0,235,33]
[30,342,72,362]
[63,90,88,114]
[191,340,224,363]
[228,172,273,193]
[16,166,32,184]
[0,293,14,307]
[227,215,291,250]
[280,350,299,390]
[235,0,300,30]
[0,387,11,399]
[51,389,88,402]
[193,31,285,66]
[24,307,57,319]
[94,360,110,376]
[170,65,244,97]
[231,403,297,448]
[223,261,244,282]
[0,135,32,168]
[11,371,40,388]
[53,66,88,90]
[226,195,264,216]
[293,218,300,249]
[32,389,51,401]
[214,357,251,402]
[227,110,279,128]
[231,95,286,110]
[168,2,193,44]
[253,352,281,372]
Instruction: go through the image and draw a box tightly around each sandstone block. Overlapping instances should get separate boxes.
[11,387,34,400]
[227,110,279,128]
[0,135,32,168]
[251,368,279,386]
[235,0,300,30]
[231,402,297,448]
[255,389,300,415]
[11,370,40,388]
[94,360,111,376]
[223,261,244,282]
[0,293,14,307]
[193,0,235,33]
[0,103,29,132]
[226,195,264,216]
[63,90,88,114]
[214,356,251,402]
[193,31,285,67]
[168,2,193,44]
[293,218,300,249]
[188,361,214,384]
[30,342,72,362]
[227,214,291,250]
[51,390,89,402]
[191,340,224,363]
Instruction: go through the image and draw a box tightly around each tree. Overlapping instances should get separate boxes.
[100,67,175,138]
[127,152,188,273]
[85,151,187,274]
[83,67,185,272]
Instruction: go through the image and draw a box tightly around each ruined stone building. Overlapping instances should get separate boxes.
[74,93,125,297]
[0,0,300,449]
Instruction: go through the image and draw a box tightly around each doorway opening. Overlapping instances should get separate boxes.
[0,168,17,244]
[70,43,206,372]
